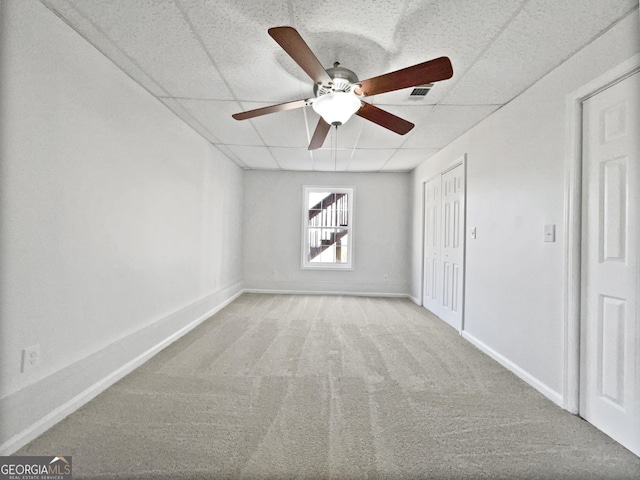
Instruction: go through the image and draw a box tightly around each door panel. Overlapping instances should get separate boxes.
[422,177,441,315]
[598,295,625,406]
[581,72,639,455]
[439,163,465,330]
[600,157,626,262]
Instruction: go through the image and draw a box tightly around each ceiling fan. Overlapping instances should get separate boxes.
[232,26,453,150]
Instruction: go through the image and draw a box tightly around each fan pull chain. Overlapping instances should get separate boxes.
[332,125,338,171]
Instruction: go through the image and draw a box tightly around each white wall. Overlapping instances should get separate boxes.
[244,171,411,296]
[0,0,243,452]
[410,10,640,404]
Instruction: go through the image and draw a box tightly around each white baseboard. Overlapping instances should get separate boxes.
[244,288,412,299]
[0,284,243,456]
[4,288,565,456]
[461,331,564,407]
[407,295,421,305]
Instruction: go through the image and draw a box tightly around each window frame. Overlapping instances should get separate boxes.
[301,185,355,271]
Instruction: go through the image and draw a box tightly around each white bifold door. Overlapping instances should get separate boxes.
[422,162,465,331]
[423,176,441,315]
[581,71,639,456]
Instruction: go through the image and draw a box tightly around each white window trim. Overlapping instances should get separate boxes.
[301,185,355,270]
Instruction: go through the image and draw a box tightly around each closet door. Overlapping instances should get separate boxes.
[423,177,442,315]
[580,72,639,455]
[439,163,465,331]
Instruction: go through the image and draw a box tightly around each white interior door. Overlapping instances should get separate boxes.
[439,163,465,331]
[423,177,441,315]
[581,72,639,456]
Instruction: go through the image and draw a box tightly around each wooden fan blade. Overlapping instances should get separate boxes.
[309,118,331,150]
[356,103,414,135]
[268,26,332,85]
[232,99,308,121]
[355,57,453,97]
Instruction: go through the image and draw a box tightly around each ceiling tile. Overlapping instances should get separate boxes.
[66,0,234,99]
[309,119,361,151]
[441,0,637,105]
[42,0,637,173]
[289,0,407,83]
[291,0,406,51]
[385,0,530,104]
[382,149,440,172]
[402,105,499,149]
[353,122,410,149]
[311,149,353,172]
[354,104,435,149]
[346,149,396,172]
[227,146,280,170]
[269,148,313,171]
[178,0,311,102]
[239,102,310,148]
[175,99,263,146]
[223,59,313,103]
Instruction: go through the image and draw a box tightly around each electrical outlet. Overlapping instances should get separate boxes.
[22,344,40,372]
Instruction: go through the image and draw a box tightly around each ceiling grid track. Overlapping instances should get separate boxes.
[172,0,283,170]
[38,0,637,172]
[41,0,249,168]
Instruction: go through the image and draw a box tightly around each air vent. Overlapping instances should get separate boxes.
[408,84,434,100]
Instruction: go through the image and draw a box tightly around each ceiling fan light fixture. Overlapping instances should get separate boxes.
[312,92,361,126]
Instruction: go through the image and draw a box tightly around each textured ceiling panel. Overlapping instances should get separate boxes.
[310,120,361,151]
[177,0,311,102]
[389,0,529,105]
[223,58,313,103]
[291,0,405,51]
[268,148,314,171]
[442,0,637,105]
[39,0,637,172]
[289,0,407,83]
[354,104,436,149]
[66,0,234,99]
[353,121,414,150]
[311,149,353,172]
[402,105,500,149]
[239,102,310,148]
[346,149,396,172]
[382,148,440,172]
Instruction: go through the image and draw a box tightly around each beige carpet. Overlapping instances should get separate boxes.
[17,294,640,479]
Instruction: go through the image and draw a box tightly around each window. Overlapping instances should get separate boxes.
[302,186,354,270]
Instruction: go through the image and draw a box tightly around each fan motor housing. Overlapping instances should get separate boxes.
[314,64,359,97]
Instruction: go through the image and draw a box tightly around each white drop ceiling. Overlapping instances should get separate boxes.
[40,0,637,172]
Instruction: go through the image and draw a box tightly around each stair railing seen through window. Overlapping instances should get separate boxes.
[302,186,354,269]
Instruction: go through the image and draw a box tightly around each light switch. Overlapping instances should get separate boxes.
[544,224,556,242]
[470,227,477,239]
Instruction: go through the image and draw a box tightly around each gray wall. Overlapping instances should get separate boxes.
[410,10,640,405]
[0,0,244,452]
[243,170,411,296]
